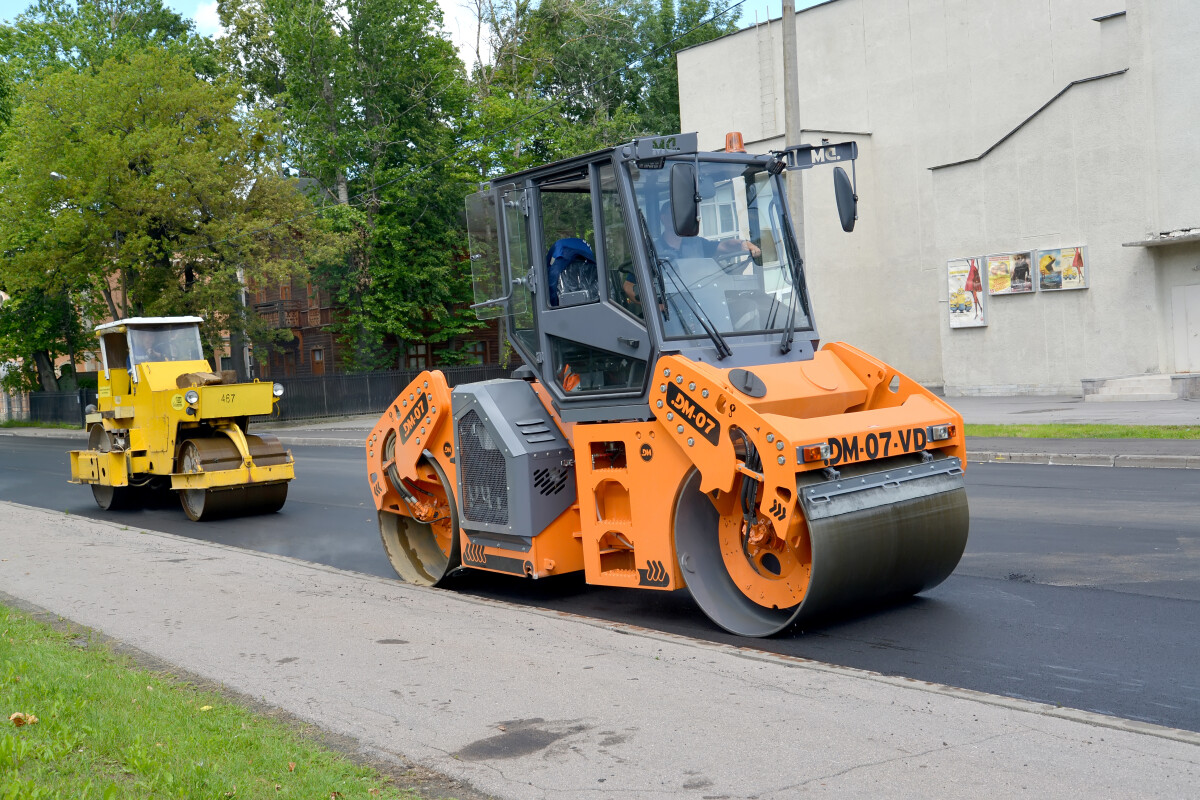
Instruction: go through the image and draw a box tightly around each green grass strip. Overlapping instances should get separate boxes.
[0,421,81,430]
[965,423,1200,440]
[0,604,427,800]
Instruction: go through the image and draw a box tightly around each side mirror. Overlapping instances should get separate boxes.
[833,166,857,232]
[669,162,700,237]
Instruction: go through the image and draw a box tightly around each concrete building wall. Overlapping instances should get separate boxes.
[1141,0,1200,234]
[931,71,1157,393]
[678,0,1199,393]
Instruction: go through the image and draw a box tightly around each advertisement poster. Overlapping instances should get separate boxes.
[1037,246,1088,291]
[948,256,986,328]
[987,252,1035,295]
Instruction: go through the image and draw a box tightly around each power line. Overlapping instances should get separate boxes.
[181,0,747,253]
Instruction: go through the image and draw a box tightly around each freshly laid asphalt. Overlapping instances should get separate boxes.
[2,393,1199,797]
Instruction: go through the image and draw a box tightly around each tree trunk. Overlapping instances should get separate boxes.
[33,351,59,392]
[321,74,351,205]
[101,285,120,321]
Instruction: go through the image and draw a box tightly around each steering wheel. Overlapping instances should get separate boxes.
[716,251,756,276]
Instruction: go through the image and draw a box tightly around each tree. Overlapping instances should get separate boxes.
[220,0,481,370]
[0,0,217,84]
[0,288,86,391]
[467,0,738,175]
[0,48,341,379]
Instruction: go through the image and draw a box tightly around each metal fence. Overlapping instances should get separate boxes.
[1,389,97,427]
[255,364,513,422]
[0,366,511,427]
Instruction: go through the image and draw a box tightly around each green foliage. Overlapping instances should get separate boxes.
[0,0,741,376]
[0,289,86,392]
[0,48,341,366]
[0,61,13,133]
[468,0,739,175]
[0,0,217,83]
[222,0,480,370]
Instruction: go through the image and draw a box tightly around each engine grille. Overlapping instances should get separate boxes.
[533,466,569,496]
[457,410,509,525]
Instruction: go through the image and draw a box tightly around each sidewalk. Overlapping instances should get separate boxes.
[947,394,1200,425]
[1,500,1197,799]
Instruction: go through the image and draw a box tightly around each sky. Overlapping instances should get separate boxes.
[0,0,825,61]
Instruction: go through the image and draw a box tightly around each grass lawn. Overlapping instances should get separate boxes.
[0,421,81,430]
[0,604,432,800]
[965,423,1200,439]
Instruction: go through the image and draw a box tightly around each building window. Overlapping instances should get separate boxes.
[284,351,296,377]
[248,278,268,305]
[279,282,292,301]
[259,355,270,379]
[699,183,738,241]
[311,348,325,376]
[406,343,427,369]
[307,283,318,309]
[463,341,487,364]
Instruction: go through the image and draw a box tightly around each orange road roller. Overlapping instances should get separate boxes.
[366,134,968,636]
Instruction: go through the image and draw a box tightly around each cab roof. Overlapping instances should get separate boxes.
[483,132,764,187]
[93,316,203,333]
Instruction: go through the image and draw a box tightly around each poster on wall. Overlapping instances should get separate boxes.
[1037,246,1088,291]
[986,252,1035,295]
[947,256,987,328]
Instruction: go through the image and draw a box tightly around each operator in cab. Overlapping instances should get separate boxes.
[653,204,761,262]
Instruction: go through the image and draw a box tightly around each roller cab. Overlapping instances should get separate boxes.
[367,133,969,636]
[70,316,294,520]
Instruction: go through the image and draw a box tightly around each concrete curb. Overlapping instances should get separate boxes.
[966,450,1200,469]
[0,428,85,440]
[6,428,1199,467]
[275,435,363,448]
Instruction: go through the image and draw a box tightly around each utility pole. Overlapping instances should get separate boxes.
[781,0,805,261]
[232,268,251,382]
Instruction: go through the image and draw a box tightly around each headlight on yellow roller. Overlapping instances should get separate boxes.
[272,383,284,398]
[185,390,199,405]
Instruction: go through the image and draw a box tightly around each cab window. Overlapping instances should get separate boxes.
[128,324,204,365]
[100,332,129,372]
[540,170,598,308]
[550,336,646,394]
[597,162,642,320]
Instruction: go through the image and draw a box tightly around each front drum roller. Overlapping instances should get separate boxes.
[176,434,289,522]
[378,455,461,586]
[674,456,970,637]
[88,424,136,511]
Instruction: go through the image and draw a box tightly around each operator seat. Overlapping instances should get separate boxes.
[546,238,598,307]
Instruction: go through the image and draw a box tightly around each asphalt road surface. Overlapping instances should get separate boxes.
[3,434,1199,733]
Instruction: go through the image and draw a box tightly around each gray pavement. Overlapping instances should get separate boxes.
[2,500,1198,799]
[947,394,1200,426]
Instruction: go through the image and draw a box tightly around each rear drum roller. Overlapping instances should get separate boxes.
[176,435,289,522]
[378,454,460,586]
[88,424,136,511]
[674,462,970,637]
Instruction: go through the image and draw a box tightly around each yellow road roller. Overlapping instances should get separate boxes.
[365,133,969,636]
[70,316,294,520]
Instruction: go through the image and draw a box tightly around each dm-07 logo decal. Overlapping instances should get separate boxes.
[826,427,929,466]
[666,383,720,445]
[398,392,429,444]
